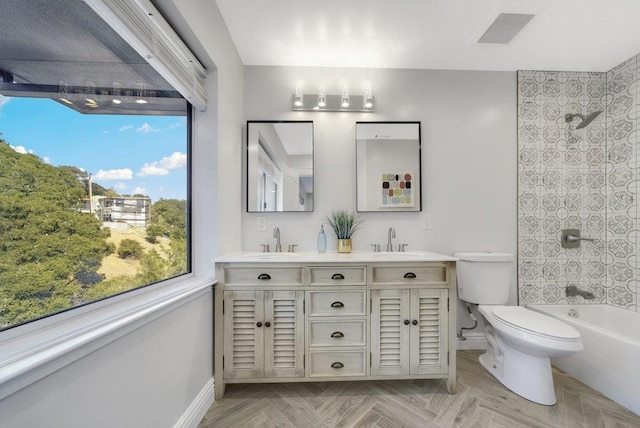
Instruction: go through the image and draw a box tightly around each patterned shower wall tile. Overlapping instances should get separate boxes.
[585,215,605,234]
[608,260,634,282]
[563,260,583,279]
[542,102,562,121]
[585,193,606,211]
[541,146,562,169]
[542,285,563,304]
[563,148,584,166]
[519,283,541,304]
[519,76,541,99]
[519,238,540,259]
[520,101,540,120]
[541,261,561,280]
[563,193,582,211]
[609,94,634,118]
[586,261,606,280]
[609,166,634,188]
[519,147,539,167]
[609,190,634,211]
[542,125,561,143]
[607,142,633,164]
[519,260,541,281]
[519,192,538,212]
[585,169,605,189]
[565,79,584,98]
[608,238,634,258]
[519,123,541,146]
[608,118,634,141]
[608,214,635,234]
[585,147,605,165]
[608,283,636,309]
[520,215,541,235]
[607,69,635,95]
[519,170,541,189]
[586,78,606,98]
[585,126,606,145]
[542,239,560,258]
[563,170,583,189]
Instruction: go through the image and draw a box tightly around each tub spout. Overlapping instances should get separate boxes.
[566,285,595,300]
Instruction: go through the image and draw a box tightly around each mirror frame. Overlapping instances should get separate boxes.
[246,120,315,213]
[355,121,422,212]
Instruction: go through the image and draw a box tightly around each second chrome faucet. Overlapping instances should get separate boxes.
[273,227,282,252]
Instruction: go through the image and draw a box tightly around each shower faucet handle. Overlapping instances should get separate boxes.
[561,229,594,248]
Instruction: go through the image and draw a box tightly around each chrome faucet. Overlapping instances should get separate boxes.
[565,285,595,300]
[386,227,396,252]
[273,227,282,253]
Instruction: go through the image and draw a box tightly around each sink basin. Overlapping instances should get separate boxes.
[244,252,300,259]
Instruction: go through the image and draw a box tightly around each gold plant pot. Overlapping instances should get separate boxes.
[337,239,352,253]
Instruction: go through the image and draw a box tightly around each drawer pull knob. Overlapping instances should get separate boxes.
[412,320,418,325]
[265,322,271,327]
[331,273,345,280]
[330,331,344,338]
[403,272,417,279]
[256,322,263,327]
[331,362,344,369]
[404,320,410,325]
[257,273,271,280]
[330,301,344,308]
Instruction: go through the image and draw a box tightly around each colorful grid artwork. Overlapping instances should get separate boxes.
[380,172,414,207]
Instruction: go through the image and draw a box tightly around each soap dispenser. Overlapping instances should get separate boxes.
[317,225,327,253]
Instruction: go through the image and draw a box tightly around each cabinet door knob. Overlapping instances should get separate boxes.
[331,273,345,280]
[330,331,344,338]
[331,362,344,369]
[257,273,271,280]
[264,322,271,327]
[330,301,344,308]
[256,322,263,327]
[412,320,418,325]
[404,320,410,325]
[403,272,416,279]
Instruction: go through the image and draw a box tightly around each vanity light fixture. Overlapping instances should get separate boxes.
[341,87,350,108]
[292,85,374,112]
[317,86,327,108]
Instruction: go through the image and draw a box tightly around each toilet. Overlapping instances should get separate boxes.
[454,252,583,405]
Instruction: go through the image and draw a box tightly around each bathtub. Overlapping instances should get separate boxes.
[528,304,640,415]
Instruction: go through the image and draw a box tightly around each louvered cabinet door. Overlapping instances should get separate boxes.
[409,288,449,375]
[223,290,265,379]
[370,289,411,376]
[263,290,304,378]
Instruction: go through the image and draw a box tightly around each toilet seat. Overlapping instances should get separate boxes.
[490,306,580,342]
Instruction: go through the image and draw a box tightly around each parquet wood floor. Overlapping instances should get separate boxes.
[198,350,640,428]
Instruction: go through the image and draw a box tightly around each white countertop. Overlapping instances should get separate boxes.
[215,250,458,263]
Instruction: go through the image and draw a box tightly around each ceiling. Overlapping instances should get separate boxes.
[215,0,640,72]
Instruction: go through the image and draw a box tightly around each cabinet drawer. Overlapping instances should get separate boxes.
[372,265,447,285]
[308,351,366,377]
[309,266,366,286]
[224,267,303,286]
[308,320,366,347]
[308,291,366,316]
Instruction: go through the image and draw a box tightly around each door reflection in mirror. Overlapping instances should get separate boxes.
[247,121,314,212]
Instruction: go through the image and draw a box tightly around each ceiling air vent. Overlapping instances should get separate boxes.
[477,13,534,44]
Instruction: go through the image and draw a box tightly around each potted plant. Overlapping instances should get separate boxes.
[326,210,362,253]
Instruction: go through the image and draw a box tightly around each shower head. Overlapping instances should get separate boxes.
[565,111,603,129]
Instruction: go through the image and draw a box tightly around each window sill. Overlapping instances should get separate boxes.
[0,275,216,401]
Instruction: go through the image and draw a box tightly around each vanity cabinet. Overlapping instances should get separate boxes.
[214,255,457,400]
[223,289,304,379]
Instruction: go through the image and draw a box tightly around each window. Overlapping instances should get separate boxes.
[0,1,192,330]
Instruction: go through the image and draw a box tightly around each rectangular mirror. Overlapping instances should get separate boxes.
[247,121,314,212]
[356,122,422,212]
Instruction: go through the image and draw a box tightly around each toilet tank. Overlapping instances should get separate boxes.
[454,252,514,305]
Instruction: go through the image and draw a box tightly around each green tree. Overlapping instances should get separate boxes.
[146,198,187,242]
[0,141,112,328]
[117,239,144,259]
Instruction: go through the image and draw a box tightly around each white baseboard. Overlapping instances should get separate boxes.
[456,331,488,350]
[174,377,214,428]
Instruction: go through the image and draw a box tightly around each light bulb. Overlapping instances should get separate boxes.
[341,87,350,108]
[318,86,326,108]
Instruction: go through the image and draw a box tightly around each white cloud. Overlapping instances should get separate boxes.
[95,168,133,180]
[169,123,180,129]
[119,125,134,132]
[138,152,186,177]
[159,152,187,169]
[10,145,33,155]
[42,157,51,164]
[133,186,147,195]
[114,182,127,190]
[138,164,169,177]
[136,123,155,133]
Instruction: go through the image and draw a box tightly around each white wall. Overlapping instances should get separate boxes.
[242,66,518,333]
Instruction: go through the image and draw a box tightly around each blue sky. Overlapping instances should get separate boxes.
[0,95,187,202]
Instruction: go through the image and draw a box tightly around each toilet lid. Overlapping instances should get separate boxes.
[492,306,580,340]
